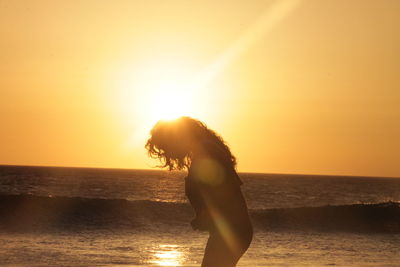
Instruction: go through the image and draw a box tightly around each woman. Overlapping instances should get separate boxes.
[145,117,253,267]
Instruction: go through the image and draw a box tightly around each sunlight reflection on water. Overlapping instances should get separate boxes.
[149,244,185,266]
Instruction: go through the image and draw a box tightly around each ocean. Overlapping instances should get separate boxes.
[0,165,399,266]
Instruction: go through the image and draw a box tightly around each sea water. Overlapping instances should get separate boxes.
[0,165,399,266]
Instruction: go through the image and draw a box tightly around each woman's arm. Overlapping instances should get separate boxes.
[185,176,210,230]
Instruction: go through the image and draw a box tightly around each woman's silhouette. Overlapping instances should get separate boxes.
[146,117,253,267]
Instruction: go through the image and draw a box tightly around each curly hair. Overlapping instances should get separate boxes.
[145,117,237,171]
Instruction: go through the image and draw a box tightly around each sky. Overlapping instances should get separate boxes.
[1,0,399,177]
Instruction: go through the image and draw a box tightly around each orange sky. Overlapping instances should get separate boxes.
[1,0,399,177]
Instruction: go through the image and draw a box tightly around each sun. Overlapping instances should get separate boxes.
[148,87,192,121]
[116,58,201,118]
[136,58,201,124]
[111,56,208,148]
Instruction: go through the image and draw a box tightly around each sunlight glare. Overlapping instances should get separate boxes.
[146,84,193,122]
[113,57,207,149]
[110,0,302,151]
[115,56,203,125]
[149,244,184,266]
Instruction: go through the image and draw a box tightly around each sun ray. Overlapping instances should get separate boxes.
[190,0,302,92]
[112,0,302,150]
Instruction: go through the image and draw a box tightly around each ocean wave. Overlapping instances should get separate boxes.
[0,194,399,233]
[251,202,400,233]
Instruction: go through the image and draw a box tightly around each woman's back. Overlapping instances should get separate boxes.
[187,148,253,237]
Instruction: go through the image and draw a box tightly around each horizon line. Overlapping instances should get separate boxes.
[0,163,398,179]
